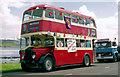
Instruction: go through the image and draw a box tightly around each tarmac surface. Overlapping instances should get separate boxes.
[2,61,119,76]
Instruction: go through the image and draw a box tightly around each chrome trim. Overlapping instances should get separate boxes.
[96,56,113,59]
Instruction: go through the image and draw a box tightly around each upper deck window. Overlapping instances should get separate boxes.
[32,8,43,19]
[23,10,32,21]
[78,17,84,25]
[55,11,63,20]
[64,13,70,17]
[90,20,95,27]
[85,18,90,25]
[71,15,78,23]
[45,9,54,18]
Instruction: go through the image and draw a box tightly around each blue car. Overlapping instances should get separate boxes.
[95,39,118,62]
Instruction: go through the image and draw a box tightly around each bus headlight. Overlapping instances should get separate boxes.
[22,55,24,59]
[109,53,111,55]
[32,54,36,59]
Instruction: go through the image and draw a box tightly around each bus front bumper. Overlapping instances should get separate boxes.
[96,56,113,60]
[20,60,43,69]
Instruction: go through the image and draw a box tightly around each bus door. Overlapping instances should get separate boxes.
[54,38,65,65]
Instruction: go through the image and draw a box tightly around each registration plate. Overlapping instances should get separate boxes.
[99,54,101,57]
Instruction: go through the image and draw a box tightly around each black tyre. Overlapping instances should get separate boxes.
[83,55,91,67]
[21,63,30,71]
[43,57,53,71]
[113,55,117,62]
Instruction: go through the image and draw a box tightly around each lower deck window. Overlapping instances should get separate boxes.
[57,38,64,47]
[76,39,80,47]
[86,40,91,48]
[80,40,85,48]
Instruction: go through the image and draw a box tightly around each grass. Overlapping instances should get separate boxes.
[1,63,22,72]
[0,43,20,47]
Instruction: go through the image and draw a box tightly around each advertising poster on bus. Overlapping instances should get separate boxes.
[67,39,76,52]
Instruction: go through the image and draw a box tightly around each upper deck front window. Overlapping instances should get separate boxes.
[23,10,32,21]
[23,8,43,21]
[32,8,43,19]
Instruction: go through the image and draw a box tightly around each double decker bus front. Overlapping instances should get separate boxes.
[20,35,55,70]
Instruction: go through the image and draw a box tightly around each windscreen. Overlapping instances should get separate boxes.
[20,37,29,48]
[95,42,111,48]
[23,8,43,21]
[31,36,54,47]
[31,36,42,46]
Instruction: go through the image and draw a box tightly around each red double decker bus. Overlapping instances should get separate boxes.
[19,4,97,71]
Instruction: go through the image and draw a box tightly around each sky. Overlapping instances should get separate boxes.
[0,0,119,44]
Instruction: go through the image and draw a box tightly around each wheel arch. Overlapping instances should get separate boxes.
[39,53,56,65]
[83,53,91,63]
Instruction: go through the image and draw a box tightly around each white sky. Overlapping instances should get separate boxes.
[0,0,119,43]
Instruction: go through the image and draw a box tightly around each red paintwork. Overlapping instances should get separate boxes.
[28,47,93,66]
[21,20,97,37]
[54,50,93,66]
[33,46,55,60]
[20,52,25,60]
[33,48,51,60]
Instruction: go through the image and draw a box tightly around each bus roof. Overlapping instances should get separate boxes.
[25,4,95,21]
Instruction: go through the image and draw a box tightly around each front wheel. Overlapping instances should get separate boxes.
[21,63,30,71]
[83,55,91,67]
[43,57,53,71]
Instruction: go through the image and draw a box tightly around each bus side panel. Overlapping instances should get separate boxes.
[54,50,93,66]
[33,48,51,60]
[39,20,96,37]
